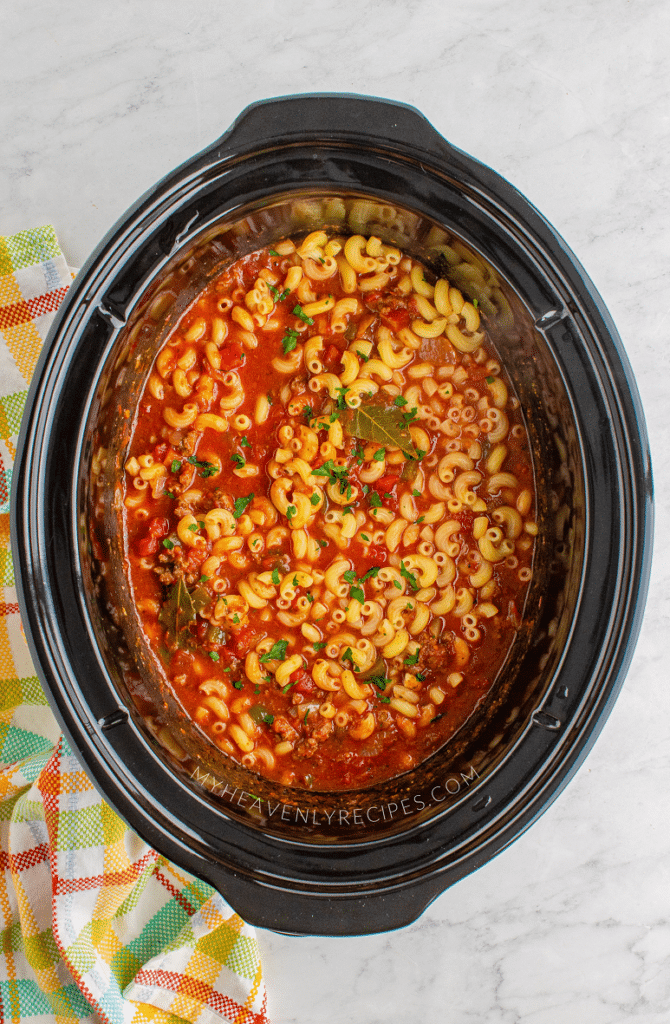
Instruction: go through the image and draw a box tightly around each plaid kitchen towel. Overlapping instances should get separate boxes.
[0,227,269,1024]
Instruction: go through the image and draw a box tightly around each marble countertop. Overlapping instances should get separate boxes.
[4,1,669,1021]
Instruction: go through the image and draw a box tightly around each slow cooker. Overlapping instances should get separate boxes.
[11,94,653,935]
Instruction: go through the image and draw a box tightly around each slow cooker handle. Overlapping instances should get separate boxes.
[211,93,453,161]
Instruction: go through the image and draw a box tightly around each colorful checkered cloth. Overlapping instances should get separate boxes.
[0,227,270,1024]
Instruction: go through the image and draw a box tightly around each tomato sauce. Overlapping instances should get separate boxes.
[121,233,536,791]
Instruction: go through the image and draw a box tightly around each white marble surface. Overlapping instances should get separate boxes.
[3,0,670,1021]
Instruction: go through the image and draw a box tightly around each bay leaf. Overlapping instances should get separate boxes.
[190,585,210,615]
[400,459,420,483]
[341,402,417,459]
[158,579,196,647]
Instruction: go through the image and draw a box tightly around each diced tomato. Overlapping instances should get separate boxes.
[371,473,400,513]
[231,626,257,657]
[380,307,411,331]
[216,645,236,667]
[293,670,316,695]
[217,343,244,371]
[136,516,170,557]
[153,443,169,461]
[373,473,400,494]
[361,543,388,567]
[463,362,490,383]
[170,649,195,676]
[323,343,343,367]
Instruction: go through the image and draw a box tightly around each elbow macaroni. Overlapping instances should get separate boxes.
[121,231,537,792]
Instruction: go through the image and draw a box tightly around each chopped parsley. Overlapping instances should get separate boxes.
[208,651,220,662]
[231,453,245,468]
[271,568,281,585]
[292,304,314,325]
[286,504,297,521]
[281,329,299,355]
[341,646,355,665]
[162,539,174,549]
[282,681,297,694]
[313,641,326,652]
[240,435,251,448]
[335,386,349,410]
[232,679,244,690]
[268,249,279,257]
[369,491,383,508]
[370,675,389,691]
[170,459,182,474]
[312,459,349,487]
[303,404,313,419]
[372,447,386,462]
[412,488,421,497]
[232,493,254,518]
[404,649,420,667]
[350,585,365,604]
[394,396,408,408]
[187,455,216,478]
[400,561,420,591]
[260,639,289,663]
[310,492,320,506]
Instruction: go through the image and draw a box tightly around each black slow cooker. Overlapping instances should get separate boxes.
[12,94,652,935]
